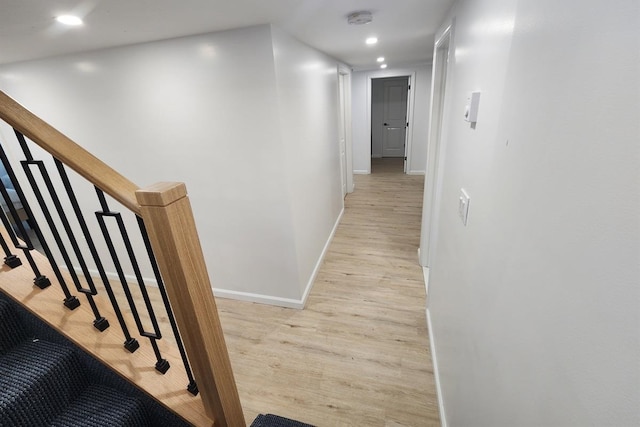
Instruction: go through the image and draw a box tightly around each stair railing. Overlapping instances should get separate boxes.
[0,90,243,427]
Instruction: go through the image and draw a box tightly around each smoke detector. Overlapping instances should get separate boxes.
[347,11,373,25]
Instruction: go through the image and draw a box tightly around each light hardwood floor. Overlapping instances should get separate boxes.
[217,158,440,426]
[0,157,439,426]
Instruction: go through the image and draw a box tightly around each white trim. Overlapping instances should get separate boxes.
[64,208,345,311]
[215,208,344,309]
[422,265,430,295]
[420,21,455,268]
[338,64,355,194]
[67,267,306,309]
[407,170,426,176]
[299,207,343,307]
[213,288,306,309]
[366,68,418,174]
[62,265,159,288]
[353,169,370,175]
[434,23,454,48]
[427,308,447,427]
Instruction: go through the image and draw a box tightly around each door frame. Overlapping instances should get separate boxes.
[338,64,354,193]
[420,23,454,267]
[366,69,417,174]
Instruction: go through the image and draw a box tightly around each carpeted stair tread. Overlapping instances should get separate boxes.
[49,383,149,427]
[251,413,315,427]
[0,298,27,355]
[0,291,190,426]
[0,339,88,426]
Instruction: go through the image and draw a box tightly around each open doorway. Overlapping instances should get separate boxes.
[371,76,410,174]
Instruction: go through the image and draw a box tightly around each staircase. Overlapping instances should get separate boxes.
[0,90,317,427]
[0,293,188,426]
[0,90,243,426]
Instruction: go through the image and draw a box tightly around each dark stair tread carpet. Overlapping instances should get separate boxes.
[0,340,87,426]
[50,384,148,427]
[251,414,315,427]
[0,293,189,427]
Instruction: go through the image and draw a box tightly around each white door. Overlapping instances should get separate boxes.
[381,78,409,158]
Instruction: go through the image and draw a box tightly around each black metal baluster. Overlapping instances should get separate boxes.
[13,131,80,310]
[115,218,168,372]
[19,151,112,329]
[17,137,109,323]
[0,141,51,289]
[138,216,199,394]
[53,159,110,331]
[96,189,168,371]
[93,189,140,353]
[0,202,47,286]
[96,188,172,360]
[0,164,22,268]
[3,127,204,389]
[0,209,21,268]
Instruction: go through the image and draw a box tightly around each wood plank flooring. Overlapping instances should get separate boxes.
[0,157,439,426]
[217,158,440,426]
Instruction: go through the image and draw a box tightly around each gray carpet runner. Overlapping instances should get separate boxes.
[0,293,189,427]
[250,414,315,427]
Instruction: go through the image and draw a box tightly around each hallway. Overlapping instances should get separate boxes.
[216,161,439,425]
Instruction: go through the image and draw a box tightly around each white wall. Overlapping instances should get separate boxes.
[351,64,432,174]
[424,0,640,425]
[0,24,345,306]
[270,25,344,301]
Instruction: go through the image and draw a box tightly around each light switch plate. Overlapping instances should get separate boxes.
[459,189,470,226]
[464,92,481,122]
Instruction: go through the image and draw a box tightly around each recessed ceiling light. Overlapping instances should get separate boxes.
[366,37,378,45]
[56,15,83,26]
[377,57,385,63]
[380,64,388,69]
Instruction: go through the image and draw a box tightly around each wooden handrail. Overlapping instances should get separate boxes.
[0,89,245,425]
[137,182,244,427]
[0,90,140,214]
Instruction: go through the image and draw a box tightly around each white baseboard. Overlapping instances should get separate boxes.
[407,170,426,175]
[298,207,343,308]
[417,248,430,296]
[427,308,447,427]
[422,265,430,296]
[212,288,306,309]
[63,265,159,288]
[70,262,307,309]
[353,169,370,175]
[63,208,345,311]
[215,208,345,310]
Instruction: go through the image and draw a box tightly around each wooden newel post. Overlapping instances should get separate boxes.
[136,182,244,427]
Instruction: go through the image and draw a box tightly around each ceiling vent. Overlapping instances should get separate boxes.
[347,11,373,25]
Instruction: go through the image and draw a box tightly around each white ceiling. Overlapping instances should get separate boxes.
[0,0,454,69]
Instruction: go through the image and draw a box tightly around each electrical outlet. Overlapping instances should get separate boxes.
[458,189,470,226]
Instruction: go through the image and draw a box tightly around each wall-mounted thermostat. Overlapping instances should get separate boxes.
[464,92,481,123]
